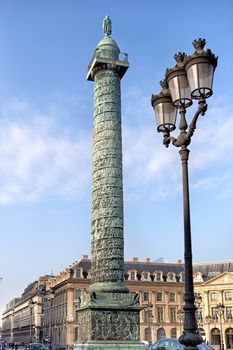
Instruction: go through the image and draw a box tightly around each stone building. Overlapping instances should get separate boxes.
[1,276,49,344]
[2,257,233,349]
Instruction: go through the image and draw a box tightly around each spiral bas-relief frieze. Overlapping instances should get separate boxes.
[91,68,125,287]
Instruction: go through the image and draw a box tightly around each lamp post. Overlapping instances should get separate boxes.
[216,303,225,350]
[143,302,153,344]
[195,293,203,332]
[205,315,212,345]
[11,308,15,343]
[28,299,36,343]
[177,309,184,336]
[46,289,55,346]
[151,38,218,350]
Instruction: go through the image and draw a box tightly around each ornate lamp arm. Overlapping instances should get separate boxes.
[187,97,207,138]
[162,98,208,149]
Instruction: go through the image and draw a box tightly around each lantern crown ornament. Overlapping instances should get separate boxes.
[151,79,177,133]
[185,37,218,99]
[166,51,192,108]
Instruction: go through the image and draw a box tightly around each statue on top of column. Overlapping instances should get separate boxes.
[103,15,112,36]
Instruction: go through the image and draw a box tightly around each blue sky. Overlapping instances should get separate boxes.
[0,0,233,320]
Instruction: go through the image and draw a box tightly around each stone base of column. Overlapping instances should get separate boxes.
[74,291,144,349]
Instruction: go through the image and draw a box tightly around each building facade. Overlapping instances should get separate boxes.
[1,276,49,344]
[2,257,233,349]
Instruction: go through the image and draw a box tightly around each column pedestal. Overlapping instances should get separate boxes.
[73,292,145,350]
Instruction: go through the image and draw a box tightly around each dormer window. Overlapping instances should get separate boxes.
[76,269,81,278]
[194,272,203,282]
[142,271,150,281]
[179,272,184,282]
[130,271,136,281]
[155,271,163,282]
[167,273,176,282]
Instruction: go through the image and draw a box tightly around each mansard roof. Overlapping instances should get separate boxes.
[193,261,233,281]
[73,257,233,282]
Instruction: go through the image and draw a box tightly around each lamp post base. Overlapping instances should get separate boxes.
[179,331,203,350]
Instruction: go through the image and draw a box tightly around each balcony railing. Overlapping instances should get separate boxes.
[87,48,129,72]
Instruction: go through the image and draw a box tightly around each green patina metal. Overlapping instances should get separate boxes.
[89,16,128,295]
[103,15,112,36]
[74,17,145,350]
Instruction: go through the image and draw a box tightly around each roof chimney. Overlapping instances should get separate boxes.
[144,258,150,263]
[81,255,89,260]
[131,257,139,262]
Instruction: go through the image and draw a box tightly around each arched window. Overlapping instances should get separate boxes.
[211,328,220,345]
[171,328,177,338]
[157,328,166,340]
[198,328,205,341]
[144,327,151,342]
[74,327,79,342]
[226,328,233,349]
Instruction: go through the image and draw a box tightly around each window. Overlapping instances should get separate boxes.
[130,271,135,280]
[170,307,176,323]
[157,328,166,340]
[225,292,233,301]
[75,290,81,300]
[226,307,233,320]
[211,292,219,301]
[74,327,79,342]
[144,328,151,342]
[144,309,150,323]
[143,292,149,302]
[156,273,162,281]
[211,307,218,320]
[171,328,177,338]
[168,273,175,281]
[143,272,149,280]
[157,307,164,322]
[75,269,81,278]
[75,308,79,321]
[170,293,176,302]
[157,292,163,302]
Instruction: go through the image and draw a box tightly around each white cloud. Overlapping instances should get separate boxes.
[0,97,91,205]
[0,90,232,205]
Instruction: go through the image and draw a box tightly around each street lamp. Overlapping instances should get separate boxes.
[46,289,55,346]
[28,299,37,343]
[216,303,225,350]
[143,302,154,344]
[195,293,203,331]
[205,315,212,345]
[151,38,218,350]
